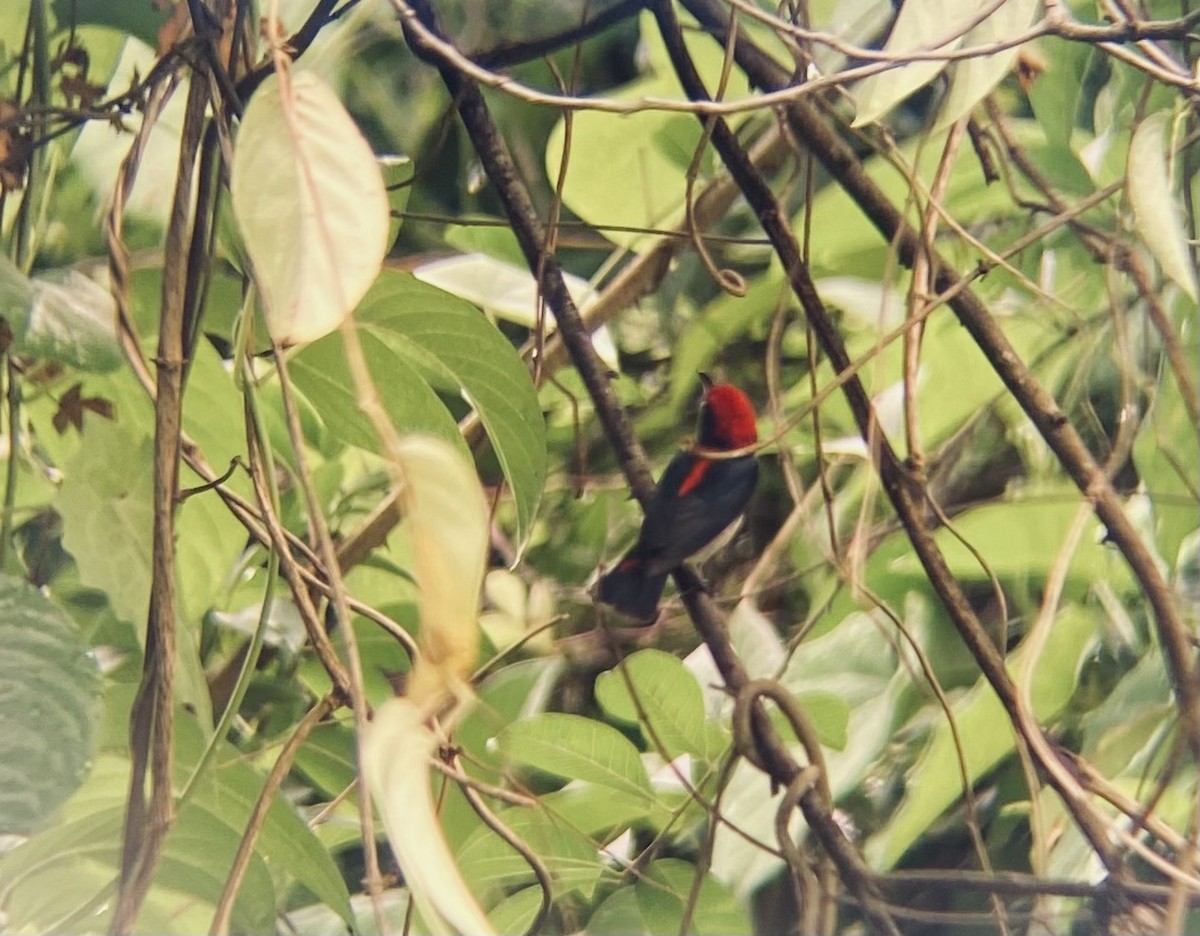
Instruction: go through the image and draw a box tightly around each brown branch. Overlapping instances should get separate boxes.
[656,0,1124,879]
[209,693,339,935]
[396,2,899,931]
[109,15,216,931]
[682,0,1200,799]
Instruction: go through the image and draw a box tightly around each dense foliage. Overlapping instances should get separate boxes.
[0,0,1197,934]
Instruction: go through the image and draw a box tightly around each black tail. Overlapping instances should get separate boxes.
[596,560,669,622]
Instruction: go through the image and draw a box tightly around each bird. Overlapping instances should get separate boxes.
[596,374,759,621]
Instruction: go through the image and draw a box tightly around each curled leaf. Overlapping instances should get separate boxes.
[364,698,494,936]
[395,436,489,707]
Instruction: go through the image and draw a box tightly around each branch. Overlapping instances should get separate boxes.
[109,15,215,932]
[471,0,646,68]
[656,0,1122,878]
[395,3,901,930]
[681,0,1200,805]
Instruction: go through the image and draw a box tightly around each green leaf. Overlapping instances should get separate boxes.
[56,420,153,629]
[288,327,464,453]
[0,800,276,935]
[456,657,565,780]
[545,11,753,252]
[487,886,545,934]
[0,575,98,833]
[495,713,653,801]
[232,70,389,343]
[539,783,655,837]
[586,859,749,935]
[457,802,604,899]
[595,648,727,761]
[1026,37,1088,149]
[866,604,1102,869]
[885,498,1136,593]
[0,256,122,372]
[290,271,547,544]
[852,0,985,126]
[933,0,1040,131]
[1128,111,1197,301]
[55,417,235,724]
[51,0,173,46]
[48,713,353,930]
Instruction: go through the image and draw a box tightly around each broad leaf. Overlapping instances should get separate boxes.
[232,69,388,343]
[0,256,122,372]
[0,575,99,833]
[290,271,547,545]
[495,713,653,801]
[595,648,727,761]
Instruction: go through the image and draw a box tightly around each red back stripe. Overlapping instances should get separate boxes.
[678,458,711,496]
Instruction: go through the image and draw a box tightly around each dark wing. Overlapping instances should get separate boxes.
[634,452,758,575]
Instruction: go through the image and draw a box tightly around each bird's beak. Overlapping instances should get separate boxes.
[698,372,714,391]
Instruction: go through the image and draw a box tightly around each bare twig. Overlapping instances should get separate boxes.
[109,25,214,931]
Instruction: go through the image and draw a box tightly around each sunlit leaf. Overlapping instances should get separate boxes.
[396,435,488,704]
[232,69,388,343]
[1128,110,1198,302]
[364,697,495,935]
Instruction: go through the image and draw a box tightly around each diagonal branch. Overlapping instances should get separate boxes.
[651,0,1123,880]
[395,2,901,933]
[681,0,1200,808]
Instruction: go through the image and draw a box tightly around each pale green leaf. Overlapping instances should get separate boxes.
[0,256,122,372]
[933,0,1039,131]
[364,698,495,935]
[232,70,389,343]
[55,417,236,724]
[71,38,185,225]
[546,11,753,252]
[0,575,98,833]
[852,0,993,126]
[1128,111,1198,301]
[395,436,489,700]
[495,713,653,801]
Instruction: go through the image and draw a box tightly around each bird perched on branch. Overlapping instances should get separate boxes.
[596,374,759,621]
